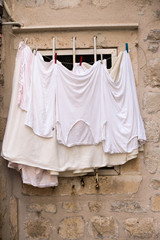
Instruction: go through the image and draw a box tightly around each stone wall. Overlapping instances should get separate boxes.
[0,0,160,239]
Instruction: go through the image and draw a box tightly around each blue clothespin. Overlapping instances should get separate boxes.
[125,43,128,53]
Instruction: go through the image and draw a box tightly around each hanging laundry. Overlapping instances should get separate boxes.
[55,60,106,147]
[58,52,146,153]
[18,42,33,111]
[1,42,146,188]
[25,52,56,138]
[102,51,146,153]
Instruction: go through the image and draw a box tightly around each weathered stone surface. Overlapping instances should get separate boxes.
[90,216,118,238]
[21,0,46,8]
[145,144,160,174]
[44,204,57,213]
[58,217,84,239]
[147,29,160,41]
[134,0,152,15]
[111,201,146,213]
[27,203,42,212]
[48,0,81,9]
[124,218,155,239]
[90,0,115,8]
[27,203,57,213]
[24,219,51,239]
[147,41,159,53]
[144,119,160,142]
[143,92,160,113]
[0,73,4,86]
[10,196,18,240]
[151,194,160,211]
[154,10,160,19]
[145,158,158,174]
[23,175,142,196]
[62,202,82,213]
[121,157,140,174]
[150,178,160,190]
[88,202,102,212]
[145,58,160,87]
[146,29,160,53]
[0,176,6,201]
[0,202,6,232]
[0,95,3,110]
[22,184,54,196]
[97,175,142,195]
[0,117,7,141]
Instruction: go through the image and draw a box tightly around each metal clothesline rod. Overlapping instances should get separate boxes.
[12,23,139,33]
[2,22,21,27]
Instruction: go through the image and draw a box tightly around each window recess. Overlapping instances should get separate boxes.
[40,48,117,70]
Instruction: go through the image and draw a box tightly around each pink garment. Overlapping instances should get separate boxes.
[8,162,58,188]
[17,42,33,111]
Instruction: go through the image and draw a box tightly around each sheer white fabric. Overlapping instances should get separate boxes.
[17,43,33,111]
[55,61,105,146]
[25,52,56,138]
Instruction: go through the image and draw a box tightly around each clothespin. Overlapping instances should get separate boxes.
[79,56,83,66]
[125,43,129,53]
[55,53,57,64]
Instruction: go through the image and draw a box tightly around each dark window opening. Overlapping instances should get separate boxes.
[43,54,112,70]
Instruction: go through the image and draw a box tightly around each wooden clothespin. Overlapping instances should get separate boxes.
[55,53,57,64]
[125,43,129,53]
[80,56,83,66]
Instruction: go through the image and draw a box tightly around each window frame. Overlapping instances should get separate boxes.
[39,48,117,67]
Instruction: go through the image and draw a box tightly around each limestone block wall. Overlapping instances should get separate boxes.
[0,0,160,239]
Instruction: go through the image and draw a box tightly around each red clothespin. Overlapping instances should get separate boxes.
[55,53,57,64]
[80,56,83,66]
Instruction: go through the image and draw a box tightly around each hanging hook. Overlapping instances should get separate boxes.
[25,38,28,45]
[73,36,76,67]
[53,37,56,60]
[94,36,97,63]
[100,54,103,64]
[80,177,85,187]
[95,169,100,189]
